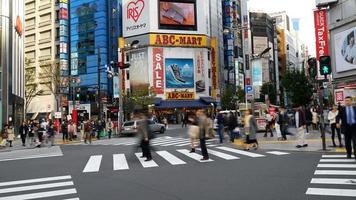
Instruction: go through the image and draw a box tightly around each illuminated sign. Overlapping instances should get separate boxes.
[166,91,195,100]
[150,34,207,47]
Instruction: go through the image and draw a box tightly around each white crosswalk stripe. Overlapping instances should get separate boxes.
[82,148,291,173]
[0,175,79,200]
[306,154,356,198]
[266,151,290,155]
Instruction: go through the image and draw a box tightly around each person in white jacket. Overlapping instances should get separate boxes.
[328,105,343,147]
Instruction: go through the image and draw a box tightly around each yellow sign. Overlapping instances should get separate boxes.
[211,37,219,99]
[150,34,207,47]
[166,92,195,100]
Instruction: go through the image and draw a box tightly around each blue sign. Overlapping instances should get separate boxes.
[245,85,253,94]
[165,58,194,88]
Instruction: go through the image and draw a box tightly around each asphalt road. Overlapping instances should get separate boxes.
[0,127,355,200]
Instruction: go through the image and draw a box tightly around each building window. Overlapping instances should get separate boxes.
[25,18,35,26]
[56,45,60,58]
[56,10,59,22]
[25,34,35,42]
[25,2,35,10]
[40,13,51,22]
[25,51,36,60]
[40,30,51,40]
[56,27,60,40]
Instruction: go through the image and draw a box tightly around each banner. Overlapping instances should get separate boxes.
[130,50,149,95]
[211,37,218,99]
[314,9,329,60]
[152,48,164,94]
[166,91,195,100]
[195,51,206,93]
[150,34,207,47]
[252,58,262,86]
[113,76,119,98]
[165,58,194,88]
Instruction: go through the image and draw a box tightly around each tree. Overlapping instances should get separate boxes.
[260,82,276,105]
[281,69,313,107]
[25,58,43,114]
[124,87,156,118]
[39,61,61,111]
[221,85,235,110]
[236,86,245,103]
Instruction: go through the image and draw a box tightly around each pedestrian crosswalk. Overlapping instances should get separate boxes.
[306,154,356,198]
[0,175,79,199]
[70,136,220,147]
[81,147,290,173]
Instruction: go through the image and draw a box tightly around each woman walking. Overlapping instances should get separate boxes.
[0,124,8,148]
[48,121,55,146]
[19,121,28,147]
[7,124,15,147]
[312,109,319,130]
[188,112,200,153]
[244,109,259,150]
[328,105,343,147]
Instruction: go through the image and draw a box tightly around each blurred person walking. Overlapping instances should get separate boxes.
[0,124,8,148]
[106,118,114,139]
[7,124,15,147]
[198,110,210,160]
[84,120,92,144]
[68,121,76,141]
[295,105,308,148]
[244,109,258,150]
[48,121,55,146]
[19,121,28,147]
[312,108,319,130]
[188,112,200,153]
[28,121,35,146]
[328,105,342,147]
[137,112,153,161]
[61,120,68,142]
[264,111,274,137]
[228,112,238,142]
[216,111,224,144]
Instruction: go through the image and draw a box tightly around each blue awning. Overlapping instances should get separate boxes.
[200,97,216,104]
[155,100,211,109]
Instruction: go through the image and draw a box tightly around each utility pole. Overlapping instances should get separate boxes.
[97,48,102,121]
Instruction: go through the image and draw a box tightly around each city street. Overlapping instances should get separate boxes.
[0,128,355,200]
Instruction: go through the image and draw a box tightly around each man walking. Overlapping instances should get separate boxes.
[278,106,288,141]
[337,96,356,159]
[295,105,308,148]
[198,110,210,160]
[19,121,28,147]
[106,118,114,139]
[216,111,224,143]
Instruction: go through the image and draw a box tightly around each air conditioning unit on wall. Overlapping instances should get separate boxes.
[316,0,338,8]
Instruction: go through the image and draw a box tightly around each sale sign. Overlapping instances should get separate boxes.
[153,48,164,94]
[314,9,329,60]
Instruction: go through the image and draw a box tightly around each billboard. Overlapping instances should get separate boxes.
[252,58,263,86]
[152,48,164,94]
[195,51,205,93]
[334,27,356,72]
[165,58,194,88]
[130,50,149,95]
[314,9,329,60]
[159,0,197,31]
[149,34,207,47]
[123,0,150,37]
[113,76,120,98]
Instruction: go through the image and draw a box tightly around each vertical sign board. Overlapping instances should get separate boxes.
[252,58,263,86]
[152,48,164,94]
[113,76,119,98]
[211,37,219,99]
[314,9,329,60]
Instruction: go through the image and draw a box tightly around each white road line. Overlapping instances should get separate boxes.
[0,154,63,162]
[83,155,102,173]
[198,149,239,160]
[151,139,188,146]
[0,176,72,187]
[156,151,186,165]
[134,153,158,168]
[62,198,80,200]
[207,145,217,147]
[160,140,191,147]
[216,147,265,158]
[113,154,129,170]
[315,170,356,175]
[320,159,356,163]
[122,142,138,146]
[176,149,213,162]
[0,181,73,194]
[175,142,192,147]
[311,178,356,185]
[317,164,356,168]
[0,188,77,200]
[306,188,356,197]
[322,155,355,158]
[266,151,290,155]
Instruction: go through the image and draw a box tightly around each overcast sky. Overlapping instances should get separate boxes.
[247,0,316,56]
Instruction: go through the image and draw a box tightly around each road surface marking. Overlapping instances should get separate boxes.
[0,188,77,200]
[0,154,63,162]
[160,140,192,146]
[62,198,80,200]
[175,143,192,147]
[83,155,102,173]
[156,151,186,165]
[113,154,129,170]
[311,178,356,185]
[0,175,72,187]
[151,139,188,146]
[322,155,354,158]
[0,181,73,194]
[176,149,213,162]
[314,170,356,175]
[134,153,158,168]
[320,159,356,163]
[306,188,356,197]
[317,164,356,168]
[207,145,217,147]
[216,147,265,158]
[197,149,239,160]
[266,151,290,155]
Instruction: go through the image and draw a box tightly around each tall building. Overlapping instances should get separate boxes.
[69,0,122,119]
[0,0,25,128]
[24,0,62,119]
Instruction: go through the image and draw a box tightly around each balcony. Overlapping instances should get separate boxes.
[39,20,52,28]
[39,38,52,45]
[25,7,35,15]
[25,41,35,47]
[25,24,35,31]
[39,55,52,62]
[39,3,51,11]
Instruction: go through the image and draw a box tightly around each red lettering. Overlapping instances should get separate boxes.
[169,36,175,45]
[162,35,169,45]
[192,37,197,45]
[155,35,162,45]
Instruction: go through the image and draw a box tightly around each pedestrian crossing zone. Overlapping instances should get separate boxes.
[0,175,79,200]
[82,146,290,173]
[306,154,356,198]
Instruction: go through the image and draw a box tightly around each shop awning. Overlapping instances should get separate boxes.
[155,100,212,109]
[200,97,216,104]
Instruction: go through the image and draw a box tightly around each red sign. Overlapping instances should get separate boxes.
[245,78,251,85]
[15,16,23,36]
[152,48,164,94]
[335,91,344,103]
[60,8,68,20]
[127,0,145,22]
[314,9,329,60]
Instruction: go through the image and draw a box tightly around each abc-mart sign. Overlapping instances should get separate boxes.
[123,0,150,37]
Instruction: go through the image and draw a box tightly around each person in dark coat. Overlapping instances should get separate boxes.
[216,112,224,143]
[228,112,238,142]
[137,112,152,161]
[61,120,68,142]
[295,105,307,148]
[336,96,356,160]
[19,121,29,147]
[305,107,313,134]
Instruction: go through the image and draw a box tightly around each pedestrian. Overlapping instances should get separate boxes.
[305,107,313,134]
[295,105,308,148]
[243,109,259,150]
[19,121,28,147]
[162,117,168,129]
[181,112,188,128]
[7,124,15,147]
[216,111,224,143]
[274,109,283,141]
[37,122,46,148]
[61,120,68,142]
[264,111,274,137]
[328,105,342,147]
[47,121,55,146]
[28,121,35,146]
[336,96,356,160]
[68,121,76,141]
[106,118,114,139]
[228,112,238,142]
[137,112,152,161]
[84,119,92,144]
[188,113,200,153]
[278,107,288,141]
[312,108,319,130]
[197,110,210,160]
[0,124,8,148]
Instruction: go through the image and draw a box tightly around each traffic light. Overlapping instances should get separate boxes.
[319,56,331,75]
[307,57,317,78]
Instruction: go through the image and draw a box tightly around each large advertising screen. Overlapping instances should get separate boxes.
[165,58,194,88]
[334,27,356,72]
[159,0,197,30]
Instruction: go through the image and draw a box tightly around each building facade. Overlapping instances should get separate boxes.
[0,0,25,128]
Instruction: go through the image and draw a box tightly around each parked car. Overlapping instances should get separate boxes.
[121,120,166,136]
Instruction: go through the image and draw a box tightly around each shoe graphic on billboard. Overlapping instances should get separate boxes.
[169,64,186,83]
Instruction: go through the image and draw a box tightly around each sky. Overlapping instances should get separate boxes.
[247,0,316,56]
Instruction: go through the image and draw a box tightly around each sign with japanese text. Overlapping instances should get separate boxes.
[166,91,195,100]
[150,34,207,47]
[314,9,329,60]
[123,0,150,37]
[211,37,218,99]
[152,48,164,94]
[195,51,206,93]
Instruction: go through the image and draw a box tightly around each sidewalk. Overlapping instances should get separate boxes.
[233,128,346,152]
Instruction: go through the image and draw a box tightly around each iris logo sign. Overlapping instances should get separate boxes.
[127,0,145,22]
